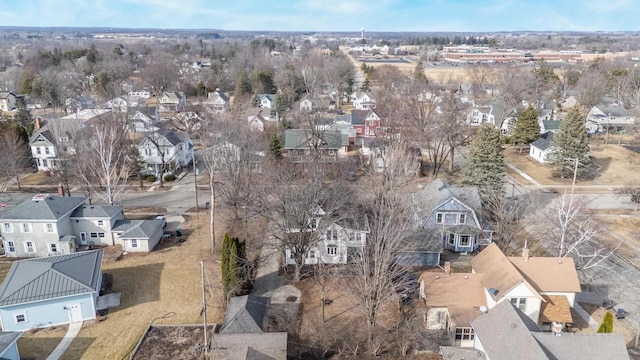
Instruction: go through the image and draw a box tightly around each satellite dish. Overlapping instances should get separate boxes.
[488,288,497,296]
[479,305,487,313]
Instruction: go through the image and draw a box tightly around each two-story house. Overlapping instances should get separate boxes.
[283,129,349,162]
[418,244,581,346]
[352,91,376,110]
[284,207,369,265]
[412,179,493,253]
[139,129,193,176]
[29,117,85,171]
[255,94,276,109]
[128,108,160,133]
[156,91,186,112]
[205,89,230,113]
[0,92,17,112]
[335,109,383,138]
[299,95,330,113]
[0,195,164,257]
[586,102,636,133]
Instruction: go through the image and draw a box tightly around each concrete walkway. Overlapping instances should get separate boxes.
[46,321,82,360]
[251,236,287,297]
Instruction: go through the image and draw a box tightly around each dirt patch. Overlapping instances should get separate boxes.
[131,324,215,360]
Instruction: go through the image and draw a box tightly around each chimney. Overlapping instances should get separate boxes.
[444,261,451,276]
[522,247,530,261]
[57,183,64,197]
[35,117,42,130]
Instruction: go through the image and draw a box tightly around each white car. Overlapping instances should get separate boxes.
[154,216,167,228]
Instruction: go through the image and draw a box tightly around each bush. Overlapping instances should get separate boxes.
[164,174,176,182]
[144,175,156,182]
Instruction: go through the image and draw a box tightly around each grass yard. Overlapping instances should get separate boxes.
[16,213,224,360]
[591,210,640,267]
[505,143,640,188]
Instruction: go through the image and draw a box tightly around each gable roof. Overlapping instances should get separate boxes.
[508,256,581,293]
[350,109,374,125]
[258,94,276,102]
[209,90,229,103]
[71,205,123,219]
[112,219,164,239]
[531,332,629,360]
[530,131,554,151]
[470,243,530,301]
[219,295,269,334]
[29,129,55,146]
[283,129,347,150]
[0,250,103,306]
[412,179,482,225]
[0,195,86,221]
[419,271,486,327]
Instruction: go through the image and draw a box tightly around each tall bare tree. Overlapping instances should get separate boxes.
[0,126,30,190]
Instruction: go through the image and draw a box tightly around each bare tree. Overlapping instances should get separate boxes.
[301,50,325,96]
[140,56,179,108]
[576,71,609,110]
[75,113,130,205]
[466,64,496,96]
[0,127,30,190]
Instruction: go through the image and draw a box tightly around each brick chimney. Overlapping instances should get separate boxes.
[57,183,64,197]
[35,117,42,130]
[522,247,530,261]
[444,261,451,276]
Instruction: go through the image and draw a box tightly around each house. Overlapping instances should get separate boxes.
[104,96,128,112]
[283,129,349,161]
[419,244,581,346]
[128,108,160,133]
[441,300,629,360]
[561,95,579,110]
[412,179,493,253]
[395,229,443,267]
[540,119,561,133]
[0,195,164,256]
[586,103,636,133]
[299,95,330,112]
[529,131,554,164]
[111,219,165,252]
[139,129,193,177]
[337,109,383,138]
[255,93,276,109]
[153,91,186,112]
[352,91,376,110]
[210,332,287,360]
[65,95,95,113]
[0,332,22,360]
[466,105,495,126]
[284,207,369,265]
[205,89,230,113]
[0,250,103,331]
[219,295,270,334]
[0,92,17,112]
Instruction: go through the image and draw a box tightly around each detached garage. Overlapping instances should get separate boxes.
[112,219,164,252]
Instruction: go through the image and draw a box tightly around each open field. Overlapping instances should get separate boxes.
[505,143,640,189]
[15,213,224,360]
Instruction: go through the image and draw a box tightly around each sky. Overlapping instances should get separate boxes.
[0,0,638,32]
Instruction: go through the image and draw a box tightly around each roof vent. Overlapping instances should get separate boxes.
[32,194,50,201]
[488,288,498,296]
[479,305,487,313]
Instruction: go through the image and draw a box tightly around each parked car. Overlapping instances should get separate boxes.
[155,215,167,228]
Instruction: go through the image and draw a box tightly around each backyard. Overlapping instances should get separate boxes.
[14,212,224,360]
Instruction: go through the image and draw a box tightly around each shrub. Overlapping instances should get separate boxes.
[164,174,176,182]
[144,175,156,182]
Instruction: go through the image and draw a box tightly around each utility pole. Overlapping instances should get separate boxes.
[200,260,208,357]
[193,147,198,210]
[571,158,579,196]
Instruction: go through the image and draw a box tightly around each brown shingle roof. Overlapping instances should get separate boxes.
[470,243,525,300]
[539,295,573,324]
[419,272,486,327]
[508,256,581,293]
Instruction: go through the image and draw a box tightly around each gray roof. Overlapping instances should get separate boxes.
[210,332,287,360]
[210,90,230,103]
[283,129,348,150]
[532,332,629,360]
[258,94,276,102]
[0,195,86,221]
[0,332,21,354]
[158,128,189,146]
[71,205,123,219]
[350,109,371,125]
[440,346,486,360]
[404,230,444,253]
[412,179,482,222]
[542,120,561,131]
[530,131,554,151]
[112,219,164,239]
[0,250,103,306]
[219,295,269,334]
[472,301,548,360]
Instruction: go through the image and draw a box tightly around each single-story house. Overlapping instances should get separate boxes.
[111,219,164,252]
[529,131,554,164]
[0,250,103,331]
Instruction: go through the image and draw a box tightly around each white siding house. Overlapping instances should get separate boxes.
[529,131,554,164]
[139,129,193,177]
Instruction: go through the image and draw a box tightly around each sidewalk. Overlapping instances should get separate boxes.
[46,321,82,360]
[251,236,286,297]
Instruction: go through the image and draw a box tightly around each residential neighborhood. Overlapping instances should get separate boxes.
[0,20,639,360]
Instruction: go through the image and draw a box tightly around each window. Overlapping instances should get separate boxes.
[436,213,443,223]
[460,235,471,247]
[448,233,455,245]
[14,313,27,324]
[45,223,55,233]
[131,239,139,248]
[45,147,50,155]
[455,327,474,341]
[21,223,32,233]
[510,298,527,311]
[458,214,466,224]
[36,147,41,155]
[24,241,35,253]
[327,245,338,256]
[437,310,446,324]
[49,243,58,253]
[326,229,337,240]
[308,250,316,259]
[349,232,356,242]
[98,232,105,238]
[6,241,15,253]
[90,232,98,238]
[97,220,104,226]
[3,223,13,233]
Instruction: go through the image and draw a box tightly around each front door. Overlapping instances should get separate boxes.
[68,304,82,323]
[80,233,87,245]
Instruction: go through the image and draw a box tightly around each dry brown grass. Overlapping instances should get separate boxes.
[578,303,638,347]
[20,173,55,186]
[505,143,640,187]
[16,213,224,360]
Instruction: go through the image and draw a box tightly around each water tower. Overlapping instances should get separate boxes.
[360,27,365,40]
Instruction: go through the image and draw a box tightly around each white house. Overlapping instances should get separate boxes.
[299,96,330,112]
[139,129,193,176]
[0,92,17,112]
[586,103,636,133]
[156,91,186,111]
[205,89,230,113]
[352,91,376,110]
[255,94,276,109]
[128,109,160,133]
[529,131,554,164]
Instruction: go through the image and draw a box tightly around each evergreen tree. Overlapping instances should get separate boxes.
[460,124,505,202]
[413,61,428,84]
[221,234,232,294]
[220,233,247,296]
[512,105,541,152]
[597,312,614,333]
[546,106,590,178]
[234,69,252,99]
[269,134,283,159]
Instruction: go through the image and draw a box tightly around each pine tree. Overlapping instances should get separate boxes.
[221,234,248,296]
[221,234,233,294]
[546,106,590,178]
[460,124,505,202]
[512,105,541,152]
[597,312,614,333]
[269,134,283,159]
[413,61,428,84]
[234,69,252,99]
